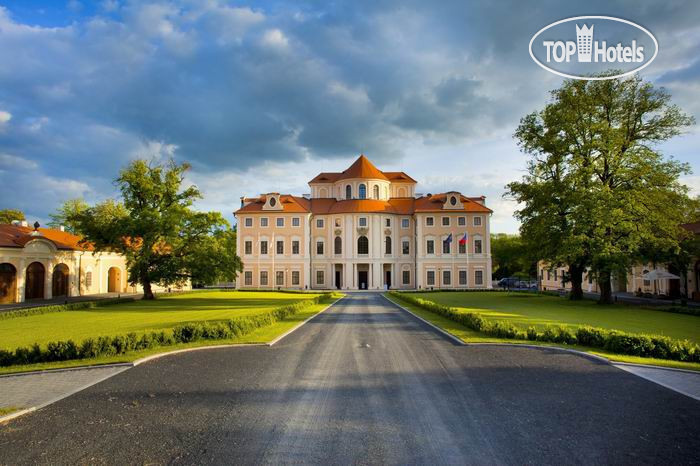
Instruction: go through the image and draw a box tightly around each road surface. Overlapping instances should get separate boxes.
[1,293,698,464]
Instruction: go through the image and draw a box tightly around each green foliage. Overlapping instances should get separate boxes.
[47,198,89,234]
[0,294,332,367]
[390,291,700,362]
[69,159,242,298]
[490,233,537,280]
[0,209,25,224]
[507,75,696,303]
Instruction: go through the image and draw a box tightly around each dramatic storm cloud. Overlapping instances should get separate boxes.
[1,0,699,232]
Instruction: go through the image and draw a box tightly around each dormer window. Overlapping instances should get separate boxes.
[450,196,457,206]
[270,197,277,207]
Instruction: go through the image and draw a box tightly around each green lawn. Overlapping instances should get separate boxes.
[385,292,700,371]
[0,296,339,375]
[0,291,323,351]
[410,292,699,342]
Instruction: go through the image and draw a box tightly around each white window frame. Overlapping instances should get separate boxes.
[473,216,482,226]
[425,216,434,227]
[260,217,269,227]
[458,216,466,226]
[401,218,410,229]
[359,217,368,227]
[316,218,324,229]
[244,217,253,228]
[276,217,284,227]
[442,216,450,226]
[292,217,300,227]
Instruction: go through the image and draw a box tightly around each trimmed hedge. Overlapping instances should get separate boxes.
[389,291,700,363]
[653,306,700,317]
[0,297,138,321]
[0,293,333,367]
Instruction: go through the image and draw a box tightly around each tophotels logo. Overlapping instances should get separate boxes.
[529,16,658,80]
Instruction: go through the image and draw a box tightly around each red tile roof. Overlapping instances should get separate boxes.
[236,195,311,213]
[0,224,92,251]
[414,193,493,213]
[308,155,417,184]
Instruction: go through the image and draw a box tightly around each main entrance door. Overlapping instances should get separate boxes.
[108,267,121,293]
[335,270,341,289]
[358,271,368,290]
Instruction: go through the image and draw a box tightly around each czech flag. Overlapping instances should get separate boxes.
[459,232,468,245]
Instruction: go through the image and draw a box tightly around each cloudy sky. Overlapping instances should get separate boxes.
[0,0,699,233]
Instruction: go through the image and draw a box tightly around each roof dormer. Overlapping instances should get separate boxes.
[443,192,464,210]
[262,193,283,211]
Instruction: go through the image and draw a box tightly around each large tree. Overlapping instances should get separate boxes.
[508,75,695,303]
[490,233,537,280]
[0,209,25,224]
[71,159,242,299]
[48,198,89,234]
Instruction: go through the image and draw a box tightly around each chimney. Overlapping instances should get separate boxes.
[59,225,65,232]
[20,220,28,227]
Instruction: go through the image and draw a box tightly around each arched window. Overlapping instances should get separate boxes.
[357,236,369,255]
[359,184,367,199]
[385,236,392,254]
[334,236,342,255]
[373,185,379,199]
[346,185,352,199]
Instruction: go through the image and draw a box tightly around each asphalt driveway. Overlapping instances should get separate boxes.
[0,293,698,465]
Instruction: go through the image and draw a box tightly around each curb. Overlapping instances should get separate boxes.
[613,364,700,402]
[611,361,700,375]
[267,295,344,346]
[466,342,611,364]
[381,294,465,346]
[0,407,36,424]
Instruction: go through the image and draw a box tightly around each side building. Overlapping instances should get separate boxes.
[0,222,189,304]
[234,155,493,290]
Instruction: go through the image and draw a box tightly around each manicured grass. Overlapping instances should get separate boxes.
[411,292,700,343]
[385,293,700,372]
[0,291,322,351]
[0,295,342,375]
[0,407,21,416]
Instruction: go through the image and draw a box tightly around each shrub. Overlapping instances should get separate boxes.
[0,292,334,368]
[389,291,700,363]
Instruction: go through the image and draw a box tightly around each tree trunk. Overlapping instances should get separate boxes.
[569,264,584,300]
[142,279,155,300]
[597,271,613,304]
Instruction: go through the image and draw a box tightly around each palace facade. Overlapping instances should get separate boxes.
[235,155,493,290]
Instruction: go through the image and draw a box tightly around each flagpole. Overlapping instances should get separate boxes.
[466,231,470,289]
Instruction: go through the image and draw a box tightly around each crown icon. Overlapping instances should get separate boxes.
[576,24,593,62]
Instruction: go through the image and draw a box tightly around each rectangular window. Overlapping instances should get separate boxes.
[475,270,484,285]
[443,239,450,254]
[401,218,410,228]
[554,269,558,281]
[292,270,300,285]
[276,217,284,227]
[244,271,252,286]
[260,241,268,255]
[316,270,324,285]
[292,240,300,255]
[316,218,324,228]
[260,217,268,227]
[459,270,467,285]
[474,239,482,254]
[402,240,410,255]
[276,271,284,286]
[244,218,253,227]
[402,270,410,285]
[426,217,434,226]
[260,271,268,286]
[458,217,466,226]
[244,241,252,255]
[316,241,324,255]
[442,217,450,226]
[385,237,392,254]
[443,270,451,286]
[292,217,300,227]
[385,218,391,227]
[276,240,284,255]
[459,242,466,254]
[359,217,367,227]
[547,270,551,281]
[474,216,482,226]
[427,270,435,286]
[427,240,434,255]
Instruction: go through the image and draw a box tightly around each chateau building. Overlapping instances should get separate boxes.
[235,155,493,290]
